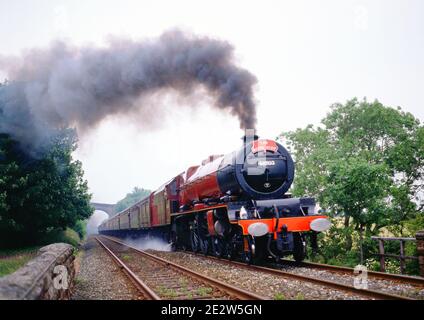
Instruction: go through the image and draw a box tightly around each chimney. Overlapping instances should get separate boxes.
[241,128,258,144]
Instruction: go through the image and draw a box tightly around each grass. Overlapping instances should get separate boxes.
[274,292,304,300]
[0,247,40,277]
[179,277,188,286]
[196,287,213,296]
[0,227,82,277]
[295,293,305,300]
[74,277,86,286]
[121,255,132,262]
[0,246,40,258]
[157,287,178,298]
[186,293,193,299]
[274,292,286,300]
[0,256,33,277]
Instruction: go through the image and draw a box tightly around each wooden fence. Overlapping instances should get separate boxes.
[371,236,417,274]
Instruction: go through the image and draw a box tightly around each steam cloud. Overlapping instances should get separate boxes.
[0,30,257,153]
[86,210,109,236]
[123,236,172,252]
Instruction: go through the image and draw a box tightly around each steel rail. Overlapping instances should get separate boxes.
[280,259,424,286]
[99,235,265,300]
[95,237,161,300]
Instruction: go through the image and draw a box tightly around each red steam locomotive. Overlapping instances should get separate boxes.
[98,132,330,263]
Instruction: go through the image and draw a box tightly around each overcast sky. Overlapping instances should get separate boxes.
[1,0,423,204]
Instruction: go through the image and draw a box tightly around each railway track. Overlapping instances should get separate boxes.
[280,259,424,286]
[95,236,265,300]
[179,251,417,300]
[98,236,423,300]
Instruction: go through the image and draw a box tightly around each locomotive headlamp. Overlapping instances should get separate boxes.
[248,222,269,237]
[310,218,331,232]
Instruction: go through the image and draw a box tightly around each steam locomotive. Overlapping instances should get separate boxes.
[98,132,330,263]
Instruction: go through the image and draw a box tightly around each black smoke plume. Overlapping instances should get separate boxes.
[0,30,257,154]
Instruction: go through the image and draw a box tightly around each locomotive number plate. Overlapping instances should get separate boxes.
[258,160,275,166]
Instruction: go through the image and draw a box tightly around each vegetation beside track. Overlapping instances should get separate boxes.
[0,247,39,276]
[0,117,90,273]
[282,98,424,274]
[0,114,93,249]
[0,227,83,277]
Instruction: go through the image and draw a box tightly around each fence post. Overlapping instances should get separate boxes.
[378,239,386,272]
[399,240,405,274]
[416,230,424,277]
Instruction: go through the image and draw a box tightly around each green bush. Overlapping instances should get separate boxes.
[38,228,81,247]
[72,220,87,240]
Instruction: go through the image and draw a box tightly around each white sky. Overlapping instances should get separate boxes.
[1,0,423,203]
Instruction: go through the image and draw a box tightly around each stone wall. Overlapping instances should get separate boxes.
[0,243,75,300]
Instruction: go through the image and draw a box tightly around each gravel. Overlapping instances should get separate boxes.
[72,236,423,300]
[279,265,424,299]
[71,237,144,300]
[146,250,368,300]
[102,238,232,300]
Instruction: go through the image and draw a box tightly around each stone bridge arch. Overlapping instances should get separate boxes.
[90,202,116,218]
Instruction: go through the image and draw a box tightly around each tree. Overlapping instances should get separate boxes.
[0,129,93,247]
[114,187,151,213]
[281,98,424,264]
